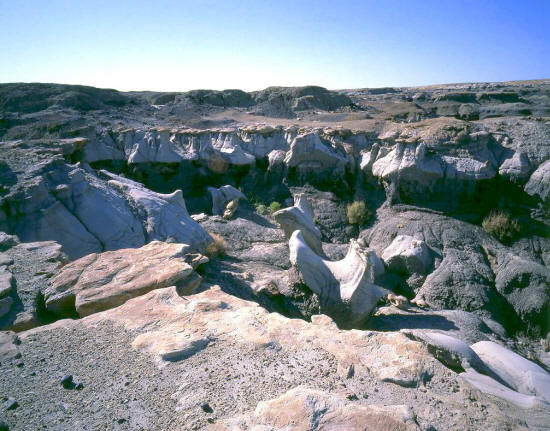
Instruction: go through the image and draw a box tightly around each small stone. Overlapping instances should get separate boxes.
[200,402,213,413]
[74,382,83,390]
[4,399,17,411]
[15,362,23,368]
[60,375,74,389]
[117,418,126,424]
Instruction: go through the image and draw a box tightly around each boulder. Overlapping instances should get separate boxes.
[525,159,550,202]
[206,185,247,216]
[273,194,324,256]
[499,151,532,183]
[104,171,212,253]
[289,230,383,327]
[381,235,432,275]
[471,341,550,403]
[45,241,207,317]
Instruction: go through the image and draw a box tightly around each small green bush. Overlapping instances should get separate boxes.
[347,201,370,225]
[255,203,269,215]
[268,201,281,213]
[482,211,520,243]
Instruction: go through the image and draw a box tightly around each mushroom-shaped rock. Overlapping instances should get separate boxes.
[207,185,247,216]
[382,235,432,275]
[273,195,324,256]
[289,230,383,327]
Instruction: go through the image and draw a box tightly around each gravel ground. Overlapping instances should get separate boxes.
[1,318,548,430]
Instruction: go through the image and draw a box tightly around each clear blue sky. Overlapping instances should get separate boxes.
[1,0,549,91]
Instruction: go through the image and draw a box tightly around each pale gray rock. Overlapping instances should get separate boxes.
[471,341,550,403]
[405,331,486,372]
[284,132,349,175]
[499,151,532,183]
[460,369,542,409]
[0,240,68,330]
[0,331,19,362]
[104,171,212,253]
[381,234,432,275]
[289,230,383,327]
[0,267,13,298]
[273,194,324,256]
[525,159,550,202]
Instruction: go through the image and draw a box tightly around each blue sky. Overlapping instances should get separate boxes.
[1,0,549,91]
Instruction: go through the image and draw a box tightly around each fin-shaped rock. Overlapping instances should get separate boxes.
[289,230,383,327]
[274,195,324,256]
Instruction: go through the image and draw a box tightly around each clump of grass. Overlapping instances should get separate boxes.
[268,201,281,213]
[205,231,227,257]
[482,211,520,244]
[346,201,370,225]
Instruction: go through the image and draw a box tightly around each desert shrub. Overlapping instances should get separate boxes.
[255,203,269,215]
[347,201,370,225]
[482,211,520,243]
[268,201,281,213]
[205,231,227,257]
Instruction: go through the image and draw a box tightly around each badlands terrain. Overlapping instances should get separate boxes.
[0,80,549,430]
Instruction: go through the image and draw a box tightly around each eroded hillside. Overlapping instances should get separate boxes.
[0,81,549,430]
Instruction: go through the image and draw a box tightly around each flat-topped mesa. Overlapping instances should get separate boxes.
[273,195,324,256]
[289,230,384,328]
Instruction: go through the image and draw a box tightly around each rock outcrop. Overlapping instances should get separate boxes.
[0,237,68,331]
[213,387,420,431]
[0,140,212,259]
[44,241,207,317]
[207,184,247,217]
[289,230,383,327]
[382,234,433,275]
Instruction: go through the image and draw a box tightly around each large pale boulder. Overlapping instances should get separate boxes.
[104,171,212,252]
[212,387,419,431]
[45,241,207,317]
[471,341,550,403]
[289,230,383,327]
[382,235,432,275]
[273,194,324,256]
